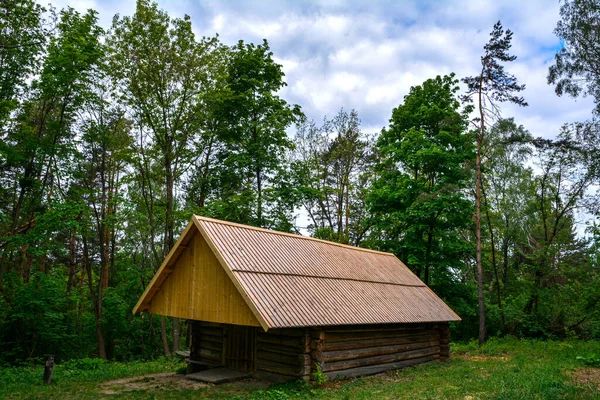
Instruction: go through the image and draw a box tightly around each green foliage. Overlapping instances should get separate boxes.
[200,39,302,229]
[293,109,374,245]
[0,0,50,124]
[369,74,474,287]
[549,0,600,115]
[576,354,600,367]
[312,364,329,387]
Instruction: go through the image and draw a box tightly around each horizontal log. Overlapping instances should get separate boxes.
[321,340,439,363]
[256,359,310,376]
[196,326,224,337]
[325,329,438,343]
[256,342,304,357]
[323,346,440,373]
[261,328,306,338]
[257,350,311,367]
[325,354,439,380]
[257,335,306,350]
[197,348,221,362]
[324,323,437,333]
[197,339,223,351]
[323,333,440,352]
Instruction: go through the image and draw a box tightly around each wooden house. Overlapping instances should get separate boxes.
[133,216,460,381]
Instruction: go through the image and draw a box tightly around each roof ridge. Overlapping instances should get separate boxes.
[193,215,395,257]
[231,269,425,287]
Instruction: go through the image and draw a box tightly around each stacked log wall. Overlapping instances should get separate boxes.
[316,323,442,380]
[439,323,450,360]
[190,321,225,364]
[255,328,311,382]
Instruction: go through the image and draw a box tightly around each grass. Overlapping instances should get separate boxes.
[1,337,599,399]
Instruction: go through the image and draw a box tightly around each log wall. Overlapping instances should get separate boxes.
[190,321,451,381]
[313,323,445,380]
[254,328,311,381]
[190,321,225,366]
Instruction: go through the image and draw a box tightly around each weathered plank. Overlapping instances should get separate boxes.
[257,335,306,350]
[324,354,439,380]
[257,350,311,366]
[320,340,439,363]
[256,358,310,376]
[322,346,440,373]
[198,338,223,351]
[256,342,303,357]
[197,347,222,362]
[322,333,440,352]
[324,328,438,343]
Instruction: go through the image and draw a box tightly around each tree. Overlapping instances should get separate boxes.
[201,39,302,229]
[549,0,600,115]
[293,109,374,245]
[108,0,220,353]
[483,119,532,330]
[368,74,474,287]
[0,0,52,127]
[0,6,103,283]
[77,85,131,359]
[461,21,527,344]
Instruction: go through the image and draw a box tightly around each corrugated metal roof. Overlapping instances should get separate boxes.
[193,216,460,328]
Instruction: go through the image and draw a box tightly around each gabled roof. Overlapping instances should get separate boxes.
[133,215,460,330]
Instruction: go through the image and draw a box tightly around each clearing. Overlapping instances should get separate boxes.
[1,337,599,399]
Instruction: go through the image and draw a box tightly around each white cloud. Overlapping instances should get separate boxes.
[41,0,596,140]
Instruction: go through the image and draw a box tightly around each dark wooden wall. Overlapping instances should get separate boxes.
[255,328,311,381]
[190,321,224,365]
[311,323,447,380]
[190,321,451,381]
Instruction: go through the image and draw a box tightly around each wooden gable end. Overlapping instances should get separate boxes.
[148,230,261,327]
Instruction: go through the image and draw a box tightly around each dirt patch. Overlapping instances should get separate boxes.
[100,372,207,394]
[570,367,600,390]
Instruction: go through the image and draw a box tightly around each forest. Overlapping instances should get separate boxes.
[0,0,599,367]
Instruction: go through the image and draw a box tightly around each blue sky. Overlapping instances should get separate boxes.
[58,0,594,139]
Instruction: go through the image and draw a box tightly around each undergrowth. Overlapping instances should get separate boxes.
[1,338,599,399]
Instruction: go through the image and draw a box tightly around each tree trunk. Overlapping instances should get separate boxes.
[476,77,486,346]
[481,179,503,327]
[173,318,181,353]
[476,142,486,345]
[161,316,170,356]
[66,228,77,294]
[96,305,107,359]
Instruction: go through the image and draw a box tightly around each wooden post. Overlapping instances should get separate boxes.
[439,324,450,361]
[310,329,325,379]
[43,355,54,384]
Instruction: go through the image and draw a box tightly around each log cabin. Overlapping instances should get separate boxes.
[133,215,460,381]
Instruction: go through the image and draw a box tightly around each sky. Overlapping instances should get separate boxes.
[54,0,596,141]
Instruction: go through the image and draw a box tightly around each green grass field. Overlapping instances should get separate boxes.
[1,337,599,399]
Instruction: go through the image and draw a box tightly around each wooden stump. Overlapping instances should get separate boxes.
[43,355,54,384]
